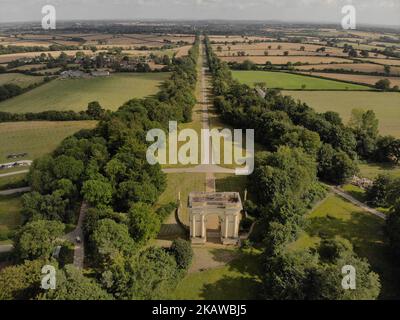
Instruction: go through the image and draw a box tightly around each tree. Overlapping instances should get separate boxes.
[81,179,113,206]
[0,259,43,300]
[91,218,135,265]
[318,144,358,184]
[263,249,318,300]
[128,247,179,299]
[384,65,391,76]
[14,220,65,261]
[375,79,391,91]
[348,109,379,158]
[170,239,193,270]
[38,265,112,300]
[366,174,394,207]
[128,202,161,244]
[86,101,105,119]
[386,203,400,259]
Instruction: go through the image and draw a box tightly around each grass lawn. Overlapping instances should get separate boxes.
[284,91,400,137]
[0,173,27,191]
[289,194,400,299]
[169,249,263,300]
[0,121,97,163]
[0,73,170,113]
[0,73,44,88]
[157,173,205,225]
[359,162,400,179]
[0,194,22,241]
[232,71,370,90]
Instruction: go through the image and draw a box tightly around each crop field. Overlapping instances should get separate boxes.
[209,35,274,43]
[0,72,170,113]
[360,58,400,66]
[232,71,370,90]
[0,33,195,50]
[0,50,100,64]
[295,63,400,76]
[288,194,399,299]
[298,71,400,87]
[0,121,97,163]
[221,55,351,65]
[284,91,400,137]
[0,73,44,88]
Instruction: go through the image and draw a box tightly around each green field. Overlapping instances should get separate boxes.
[0,73,44,88]
[0,173,27,191]
[359,163,400,179]
[232,71,370,90]
[0,194,22,242]
[289,194,400,299]
[0,73,170,113]
[0,121,97,163]
[285,91,400,137]
[169,249,263,300]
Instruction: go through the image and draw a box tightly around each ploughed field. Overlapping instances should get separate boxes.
[0,72,170,113]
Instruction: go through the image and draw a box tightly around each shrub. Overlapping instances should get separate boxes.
[170,238,193,270]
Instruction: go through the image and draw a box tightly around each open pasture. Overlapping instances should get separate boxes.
[0,121,97,163]
[0,73,44,88]
[0,72,170,113]
[284,91,400,137]
[232,70,369,90]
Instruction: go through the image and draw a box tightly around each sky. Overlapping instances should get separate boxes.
[0,0,399,26]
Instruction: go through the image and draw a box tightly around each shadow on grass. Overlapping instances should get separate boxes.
[307,210,400,299]
[199,250,264,300]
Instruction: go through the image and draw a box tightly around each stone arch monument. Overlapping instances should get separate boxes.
[188,192,242,245]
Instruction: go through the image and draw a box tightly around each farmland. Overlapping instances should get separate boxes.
[284,91,400,137]
[0,73,170,113]
[0,73,44,88]
[232,70,370,90]
[0,121,97,163]
[295,63,400,76]
[221,55,351,65]
[297,71,400,87]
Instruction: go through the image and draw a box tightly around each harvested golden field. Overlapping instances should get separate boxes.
[221,55,351,65]
[213,42,388,59]
[0,50,101,63]
[295,63,400,76]
[297,71,400,87]
[175,45,192,57]
[360,58,400,66]
[209,35,274,43]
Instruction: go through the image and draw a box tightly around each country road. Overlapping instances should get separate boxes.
[0,170,29,178]
[0,187,31,196]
